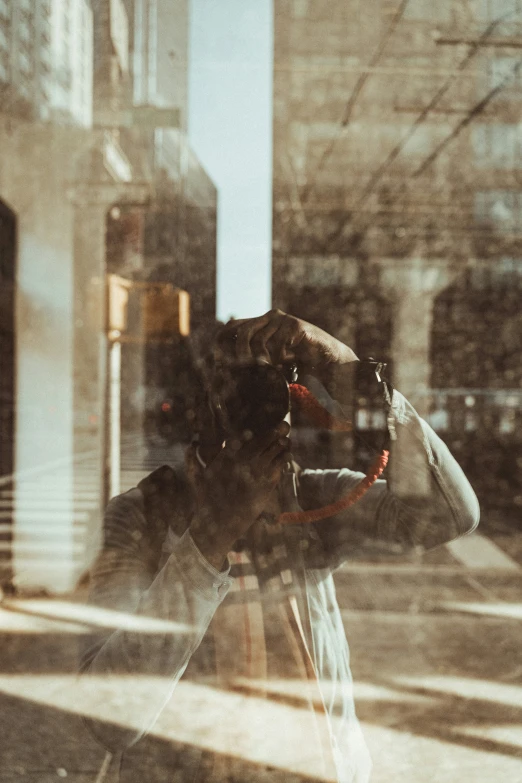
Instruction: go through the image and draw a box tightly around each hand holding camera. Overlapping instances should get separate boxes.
[210,309,359,438]
[216,309,358,373]
[188,310,358,567]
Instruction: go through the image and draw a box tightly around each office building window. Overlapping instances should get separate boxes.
[472,124,522,168]
[403,0,450,21]
[498,256,522,274]
[476,0,522,31]
[19,21,30,43]
[470,257,522,287]
[475,191,522,231]
[488,56,522,94]
[19,51,32,75]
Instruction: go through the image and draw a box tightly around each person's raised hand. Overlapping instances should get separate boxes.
[215,309,358,376]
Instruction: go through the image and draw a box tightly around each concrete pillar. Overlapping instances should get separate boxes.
[0,115,151,592]
[71,197,111,570]
[378,258,456,418]
[0,123,81,593]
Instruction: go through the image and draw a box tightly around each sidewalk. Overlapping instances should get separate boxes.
[1,563,521,782]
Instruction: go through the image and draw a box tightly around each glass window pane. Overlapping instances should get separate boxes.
[3,3,522,781]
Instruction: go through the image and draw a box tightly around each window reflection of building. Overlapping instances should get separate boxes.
[270,1,522,520]
[474,191,522,232]
[488,56,522,92]
[431,264,522,520]
[472,125,522,169]
[0,0,92,125]
[49,0,93,126]
[477,0,522,26]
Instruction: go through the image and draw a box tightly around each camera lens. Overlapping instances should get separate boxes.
[212,363,290,436]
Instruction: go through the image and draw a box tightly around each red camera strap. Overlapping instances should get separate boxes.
[277,383,389,525]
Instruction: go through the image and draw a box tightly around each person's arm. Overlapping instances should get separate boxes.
[214,310,479,566]
[81,419,291,753]
[299,388,480,568]
[80,490,233,752]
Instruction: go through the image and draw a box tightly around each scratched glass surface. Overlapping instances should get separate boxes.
[0,2,521,782]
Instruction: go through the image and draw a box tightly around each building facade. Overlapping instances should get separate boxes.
[272,0,522,519]
[0,0,218,593]
[0,0,93,125]
[102,0,217,444]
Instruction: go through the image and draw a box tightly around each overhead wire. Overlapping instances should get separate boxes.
[343,54,522,246]
[311,8,522,251]
[299,0,411,205]
[353,13,512,209]
[412,57,522,177]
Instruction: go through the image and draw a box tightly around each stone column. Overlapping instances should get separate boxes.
[72,195,112,571]
[378,258,456,419]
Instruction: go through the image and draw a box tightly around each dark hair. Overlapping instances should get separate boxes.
[184,327,224,444]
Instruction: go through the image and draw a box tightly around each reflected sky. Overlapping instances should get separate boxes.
[189,0,273,322]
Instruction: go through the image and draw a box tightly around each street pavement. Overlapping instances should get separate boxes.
[339,569,522,782]
[0,566,520,782]
[0,437,521,781]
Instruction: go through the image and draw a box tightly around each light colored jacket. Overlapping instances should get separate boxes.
[81,391,479,783]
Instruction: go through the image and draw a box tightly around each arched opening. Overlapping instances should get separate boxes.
[430,264,522,528]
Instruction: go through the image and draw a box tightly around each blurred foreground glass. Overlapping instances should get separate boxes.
[0,2,521,783]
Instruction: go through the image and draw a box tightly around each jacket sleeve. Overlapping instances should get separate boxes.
[79,490,233,752]
[299,390,480,570]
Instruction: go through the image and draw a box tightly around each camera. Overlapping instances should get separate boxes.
[209,361,296,436]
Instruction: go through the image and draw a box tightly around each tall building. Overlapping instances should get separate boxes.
[0,0,52,120]
[49,0,93,126]
[0,0,97,591]
[0,0,218,592]
[131,0,188,126]
[0,0,92,126]
[102,0,217,330]
[98,0,217,446]
[272,0,522,518]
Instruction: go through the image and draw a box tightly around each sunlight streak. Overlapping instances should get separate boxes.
[393,676,522,709]
[0,600,194,634]
[439,601,522,620]
[456,724,522,748]
[0,675,339,781]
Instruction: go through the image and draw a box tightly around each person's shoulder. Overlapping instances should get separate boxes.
[300,467,345,488]
[103,464,190,528]
[102,464,192,555]
[105,486,144,518]
[102,484,147,541]
[105,465,190,508]
[138,463,193,538]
